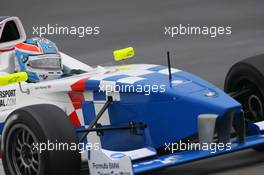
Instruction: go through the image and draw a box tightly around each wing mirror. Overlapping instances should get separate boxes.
[113,47,135,61]
[0,72,28,86]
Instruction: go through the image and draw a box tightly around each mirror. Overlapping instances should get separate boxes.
[113,47,135,61]
[0,72,28,86]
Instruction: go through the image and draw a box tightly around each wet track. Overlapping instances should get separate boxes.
[1,0,264,174]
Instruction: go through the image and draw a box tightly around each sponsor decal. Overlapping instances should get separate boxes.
[0,89,16,107]
[39,74,48,80]
[34,85,51,90]
[92,162,120,170]
[21,55,28,63]
[92,162,131,175]
[89,150,133,175]
[133,156,179,168]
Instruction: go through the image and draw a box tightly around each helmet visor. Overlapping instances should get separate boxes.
[28,54,62,70]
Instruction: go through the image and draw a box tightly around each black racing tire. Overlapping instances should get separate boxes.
[224,54,264,151]
[1,104,81,175]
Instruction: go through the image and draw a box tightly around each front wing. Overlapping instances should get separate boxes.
[87,134,264,175]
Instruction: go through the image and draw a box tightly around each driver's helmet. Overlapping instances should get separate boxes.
[15,37,63,82]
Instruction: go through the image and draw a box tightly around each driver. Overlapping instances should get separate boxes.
[14,37,63,82]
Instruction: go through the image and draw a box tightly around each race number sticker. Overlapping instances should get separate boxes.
[0,89,16,107]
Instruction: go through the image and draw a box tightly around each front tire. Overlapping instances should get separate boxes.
[1,104,81,175]
[225,54,264,151]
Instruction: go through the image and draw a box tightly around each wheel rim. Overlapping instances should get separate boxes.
[234,80,264,122]
[6,124,41,175]
[248,94,264,121]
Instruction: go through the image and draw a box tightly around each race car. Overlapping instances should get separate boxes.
[0,16,264,175]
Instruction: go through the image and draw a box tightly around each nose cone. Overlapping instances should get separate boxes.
[180,87,241,116]
[131,67,241,115]
[179,71,241,112]
[97,65,242,150]
[162,70,241,115]
[139,79,241,148]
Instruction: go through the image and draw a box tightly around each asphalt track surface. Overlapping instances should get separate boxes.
[1,0,264,174]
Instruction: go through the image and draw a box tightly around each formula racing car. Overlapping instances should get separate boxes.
[0,16,264,175]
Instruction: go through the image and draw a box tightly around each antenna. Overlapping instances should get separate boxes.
[167,51,172,81]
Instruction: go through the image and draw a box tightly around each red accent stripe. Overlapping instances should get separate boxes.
[68,77,90,127]
[16,43,42,53]
[68,91,85,109]
[71,78,89,91]
[69,111,81,126]
[0,48,15,52]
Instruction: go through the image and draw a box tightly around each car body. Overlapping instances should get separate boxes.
[1,16,264,175]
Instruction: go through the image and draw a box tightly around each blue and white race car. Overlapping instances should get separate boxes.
[0,16,264,175]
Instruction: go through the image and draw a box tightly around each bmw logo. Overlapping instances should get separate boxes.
[110,153,126,159]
